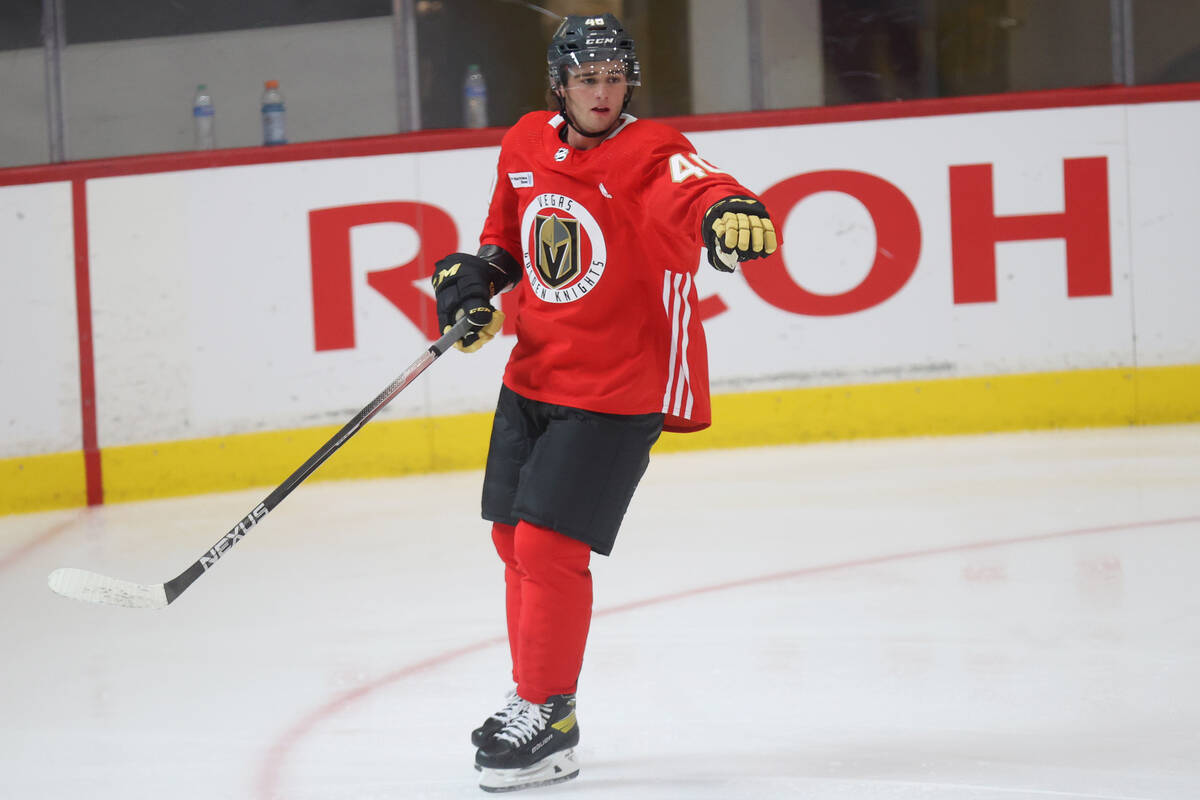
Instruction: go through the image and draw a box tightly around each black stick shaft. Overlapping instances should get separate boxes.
[162,318,473,603]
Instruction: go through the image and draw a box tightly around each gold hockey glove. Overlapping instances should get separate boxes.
[453,307,505,353]
[702,196,778,272]
[432,252,511,352]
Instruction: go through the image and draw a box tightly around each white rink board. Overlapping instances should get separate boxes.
[0,181,81,458]
[691,104,1136,389]
[86,151,509,447]
[1126,101,1200,367]
[4,97,1200,454]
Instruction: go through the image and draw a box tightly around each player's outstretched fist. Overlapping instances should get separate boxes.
[702,196,778,273]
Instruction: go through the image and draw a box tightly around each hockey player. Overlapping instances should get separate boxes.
[430,13,778,793]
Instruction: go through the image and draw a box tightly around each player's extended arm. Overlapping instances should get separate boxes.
[431,245,522,352]
[701,196,778,273]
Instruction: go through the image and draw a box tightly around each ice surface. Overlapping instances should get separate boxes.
[3,425,1199,799]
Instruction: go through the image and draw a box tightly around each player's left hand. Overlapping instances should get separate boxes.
[702,196,778,272]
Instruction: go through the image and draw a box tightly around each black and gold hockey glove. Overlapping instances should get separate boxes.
[431,252,508,353]
[702,196,778,272]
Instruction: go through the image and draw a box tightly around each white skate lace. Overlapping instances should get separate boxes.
[490,689,523,724]
[494,699,549,746]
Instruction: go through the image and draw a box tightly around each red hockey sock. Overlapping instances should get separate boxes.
[512,521,593,704]
[490,522,522,686]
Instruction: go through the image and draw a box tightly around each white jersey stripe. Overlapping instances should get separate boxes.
[661,272,694,419]
[661,273,681,414]
[676,274,694,418]
[672,274,694,418]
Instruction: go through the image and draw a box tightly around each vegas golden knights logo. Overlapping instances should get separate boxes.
[535,213,580,288]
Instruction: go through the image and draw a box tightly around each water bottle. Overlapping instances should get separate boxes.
[193,84,215,150]
[463,64,488,129]
[261,79,287,146]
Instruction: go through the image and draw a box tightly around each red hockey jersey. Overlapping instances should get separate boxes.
[480,111,759,433]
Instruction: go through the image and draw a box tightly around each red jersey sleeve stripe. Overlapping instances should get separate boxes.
[675,275,695,420]
[661,272,695,420]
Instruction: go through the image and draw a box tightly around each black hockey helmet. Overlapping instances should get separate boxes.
[546,13,641,91]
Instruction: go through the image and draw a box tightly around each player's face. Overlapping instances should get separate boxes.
[561,61,628,132]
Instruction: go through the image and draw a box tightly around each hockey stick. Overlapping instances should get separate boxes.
[47,316,475,610]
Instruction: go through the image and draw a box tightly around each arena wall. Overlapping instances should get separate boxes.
[3,84,1198,514]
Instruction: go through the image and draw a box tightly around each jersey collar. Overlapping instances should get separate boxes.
[548,113,637,147]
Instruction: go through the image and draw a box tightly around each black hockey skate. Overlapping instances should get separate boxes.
[476,694,580,793]
[472,687,522,747]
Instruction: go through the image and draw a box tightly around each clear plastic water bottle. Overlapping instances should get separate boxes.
[463,64,488,129]
[261,79,287,146]
[193,84,215,150]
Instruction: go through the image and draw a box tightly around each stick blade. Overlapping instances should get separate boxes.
[48,568,169,610]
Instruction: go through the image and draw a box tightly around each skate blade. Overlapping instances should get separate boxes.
[478,748,579,793]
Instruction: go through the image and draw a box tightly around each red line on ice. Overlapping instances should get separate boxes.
[0,515,84,573]
[255,513,1199,798]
